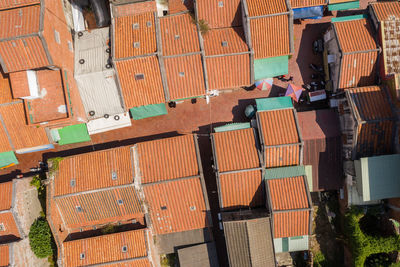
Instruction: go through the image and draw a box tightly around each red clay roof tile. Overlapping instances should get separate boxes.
[0,244,9,267]
[334,19,376,53]
[0,4,40,39]
[290,0,325,8]
[371,1,400,22]
[356,120,394,158]
[112,1,156,17]
[273,210,309,238]
[264,145,301,168]
[9,71,30,98]
[203,27,248,56]
[0,0,39,10]
[339,52,378,89]
[0,182,12,211]
[168,0,194,14]
[197,0,242,29]
[0,211,19,239]
[268,177,308,211]
[246,0,287,17]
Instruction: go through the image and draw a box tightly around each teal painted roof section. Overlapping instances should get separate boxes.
[256,97,293,111]
[356,154,400,201]
[328,1,359,11]
[214,122,251,133]
[58,124,91,145]
[0,151,18,169]
[130,103,168,120]
[331,13,366,22]
[264,166,306,180]
[254,56,289,80]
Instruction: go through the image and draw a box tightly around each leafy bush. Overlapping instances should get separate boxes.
[48,157,63,176]
[30,175,42,190]
[198,19,210,35]
[29,217,54,259]
[101,224,116,234]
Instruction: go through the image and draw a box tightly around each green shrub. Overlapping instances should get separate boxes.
[29,217,54,259]
[30,175,42,190]
[198,19,210,35]
[48,157,63,176]
[101,224,116,234]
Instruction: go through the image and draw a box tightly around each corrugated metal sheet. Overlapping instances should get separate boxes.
[219,170,264,210]
[143,177,209,234]
[0,102,49,150]
[135,135,199,184]
[329,0,355,3]
[290,0,325,8]
[273,210,309,238]
[0,4,40,39]
[264,166,306,180]
[203,27,248,56]
[159,13,200,56]
[197,0,242,29]
[112,1,156,17]
[0,0,39,10]
[334,19,376,53]
[54,146,133,196]
[164,55,206,100]
[0,36,50,72]
[356,120,394,158]
[115,55,165,108]
[213,128,260,172]
[246,0,287,17]
[0,181,12,211]
[256,97,293,112]
[114,12,157,59]
[297,109,341,140]
[0,211,19,239]
[63,229,148,267]
[371,1,400,22]
[250,15,290,59]
[258,109,299,146]
[268,177,308,210]
[339,52,378,89]
[168,0,194,14]
[264,145,301,168]
[206,54,250,90]
[55,185,144,229]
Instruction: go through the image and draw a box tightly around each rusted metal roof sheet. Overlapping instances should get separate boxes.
[0,182,12,211]
[143,177,210,234]
[334,19,376,53]
[115,55,165,108]
[164,54,206,100]
[246,0,287,17]
[219,170,264,210]
[206,54,250,90]
[159,13,200,56]
[113,12,157,59]
[63,229,149,267]
[197,0,242,29]
[268,177,308,211]
[371,1,400,22]
[55,185,144,229]
[356,120,394,158]
[0,244,9,267]
[0,211,19,239]
[54,147,133,196]
[135,135,199,184]
[273,210,309,238]
[250,15,290,59]
[0,4,40,39]
[213,128,260,172]
[168,0,194,14]
[0,0,39,10]
[339,52,378,89]
[290,0,325,8]
[203,27,248,56]
[264,145,301,168]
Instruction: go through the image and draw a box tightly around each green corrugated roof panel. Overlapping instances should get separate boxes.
[0,151,18,169]
[328,1,359,11]
[264,166,306,180]
[356,154,400,201]
[331,14,366,22]
[58,124,91,145]
[254,56,289,80]
[214,122,251,133]
[130,103,168,120]
[256,97,293,111]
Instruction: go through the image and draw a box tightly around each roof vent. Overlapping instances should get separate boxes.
[111,171,117,180]
[174,35,180,40]
[161,206,167,210]
[104,114,110,119]
[114,115,120,121]
[221,41,228,47]
[135,74,145,80]
[76,206,83,212]
[0,223,5,231]
[218,1,223,7]
[89,111,95,116]
[133,23,139,30]
[70,179,76,187]
[146,21,152,27]
[122,246,127,253]
[79,59,85,64]
[134,42,140,48]
[132,219,137,224]
[179,72,185,77]
[80,253,85,260]
[117,199,124,205]
[190,206,196,211]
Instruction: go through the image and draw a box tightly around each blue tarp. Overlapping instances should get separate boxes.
[293,6,323,20]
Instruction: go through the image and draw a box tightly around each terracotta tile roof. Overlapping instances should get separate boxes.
[356,120,394,158]
[268,177,308,211]
[206,54,250,90]
[54,185,144,229]
[0,4,40,39]
[164,54,206,100]
[0,71,17,104]
[159,13,200,56]
[371,1,400,22]
[0,102,49,150]
[134,135,199,184]
[113,12,157,59]
[54,146,133,196]
[246,0,287,17]
[99,259,151,267]
[0,36,50,72]
[63,229,149,267]
[290,0,325,8]
[339,52,378,89]
[0,0,39,10]
[115,55,165,108]
[250,15,290,59]
[0,211,19,239]
[143,177,210,234]
[264,145,301,168]
[0,244,9,267]
[219,170,264,210]
[112,1,156,17]
[196,0,242,29]
[9,71,30,98]
[334,19,376,53]
[168,0,194,14]
[203,27,248,56]
[0,182,12,211]
[212,128,260,172]
[273,210,310,238]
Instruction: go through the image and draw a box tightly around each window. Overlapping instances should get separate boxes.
[132,23,139,30]
[0,223,4,231]
[221,41,228,47]
[70,179,76,187]
[135,74,145,80]
[117,199,123,205]
[54,30,61,44]
[290,236,304,240]
[122,246,127,253]
[76,206,82,212]
[111,171,117,180]
[218,1,223,7]
[133,42,140,48]
[80,253,85,260]
[179,72,185,77]
[161,206,167,210]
